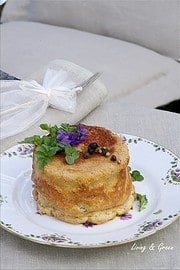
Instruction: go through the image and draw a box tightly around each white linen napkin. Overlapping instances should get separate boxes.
[0,60,108,139]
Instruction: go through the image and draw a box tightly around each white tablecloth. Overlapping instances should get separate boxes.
[1,103,180,270]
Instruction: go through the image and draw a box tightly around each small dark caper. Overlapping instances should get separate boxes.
[110,155,117,161]
[88,146,95,154]
[88,142,99,150]
[101,148,109,156]
[83,152,90,159]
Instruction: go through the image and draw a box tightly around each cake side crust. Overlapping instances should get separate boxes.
[33,186,135,224]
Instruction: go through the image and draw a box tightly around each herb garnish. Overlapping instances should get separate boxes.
[128,167,147,211]
[135,193,148,212]
[128,167,144,182]
[20,123,87,168]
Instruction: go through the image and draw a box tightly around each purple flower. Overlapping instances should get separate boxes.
[174,168,180,178]
[119,213,132,220]
[56,123,87,146]
[121,135,127,142]
[56,130,73,145]
[156,221,163,226]
[17,144,33,153]
[142,220,163,232]
[83,222,95,228]
[73,123,87,146]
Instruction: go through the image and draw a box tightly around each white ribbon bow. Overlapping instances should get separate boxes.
[0,68,82,139]
[19,68,82,112]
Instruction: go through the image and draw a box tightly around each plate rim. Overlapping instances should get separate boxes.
[1,216,179,249]
[0,133,180,248]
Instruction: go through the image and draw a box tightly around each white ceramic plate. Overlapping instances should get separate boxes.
[0,134,179,248]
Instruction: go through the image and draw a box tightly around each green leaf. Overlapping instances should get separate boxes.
[65,144,79,165]
[35,145,60,168]
[48,147,60,157]
[40,123,50,132]
[36,145,47,153]
[130,170,144,182]
[135,193,148,212]
[65,155,75,165]
[153,209,162,215]
[49,125,59,137]
[45,156,53,163]
[35,150,46,159]
[36,159,46,169]
[40,124,59,138]
[19,135,43,146]
[42,136,51,146]
[61,123,76,133]
[61,123,69,132]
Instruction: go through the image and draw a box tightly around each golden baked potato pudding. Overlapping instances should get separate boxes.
[30,124,135,224]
